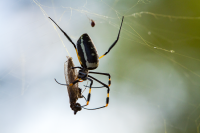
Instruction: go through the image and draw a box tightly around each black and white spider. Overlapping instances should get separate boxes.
[49,16,124,110]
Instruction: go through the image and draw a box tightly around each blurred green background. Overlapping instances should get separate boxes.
[0,0,200,133]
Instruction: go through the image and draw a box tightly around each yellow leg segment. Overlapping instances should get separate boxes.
[105,92,109,107]
[86,88,92,105]
[99,55,105,59]
[108,78,111,87]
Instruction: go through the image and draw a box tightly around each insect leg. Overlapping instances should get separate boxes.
[54,78,80,86]
[54,78,69,86]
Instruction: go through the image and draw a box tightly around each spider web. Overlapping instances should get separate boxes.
[0,0,200,133]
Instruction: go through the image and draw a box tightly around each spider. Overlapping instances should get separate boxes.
[90,19,95,27]
[85,13,95,27]
[49,16,124,110]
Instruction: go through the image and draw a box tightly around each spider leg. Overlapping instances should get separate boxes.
[82,75,110,110]
[76,77,93,108]
[48,17,76,49]
[49,17,76,49]
[89,71,111,87]
[48,17,83,65]
[84,71,111,88]
[71,66,82,69]
[85,78,93,106]
[99,16,124,59]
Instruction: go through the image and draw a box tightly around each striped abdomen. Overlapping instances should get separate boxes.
[77,33,99,70]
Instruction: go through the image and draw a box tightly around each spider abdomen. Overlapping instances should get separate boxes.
[77,34,99,70]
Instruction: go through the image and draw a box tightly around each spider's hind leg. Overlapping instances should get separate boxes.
[82,75,110,110]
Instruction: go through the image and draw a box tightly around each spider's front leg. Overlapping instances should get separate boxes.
[48,17,82,65]
[99,16,124,59]
[48,17,77,50]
